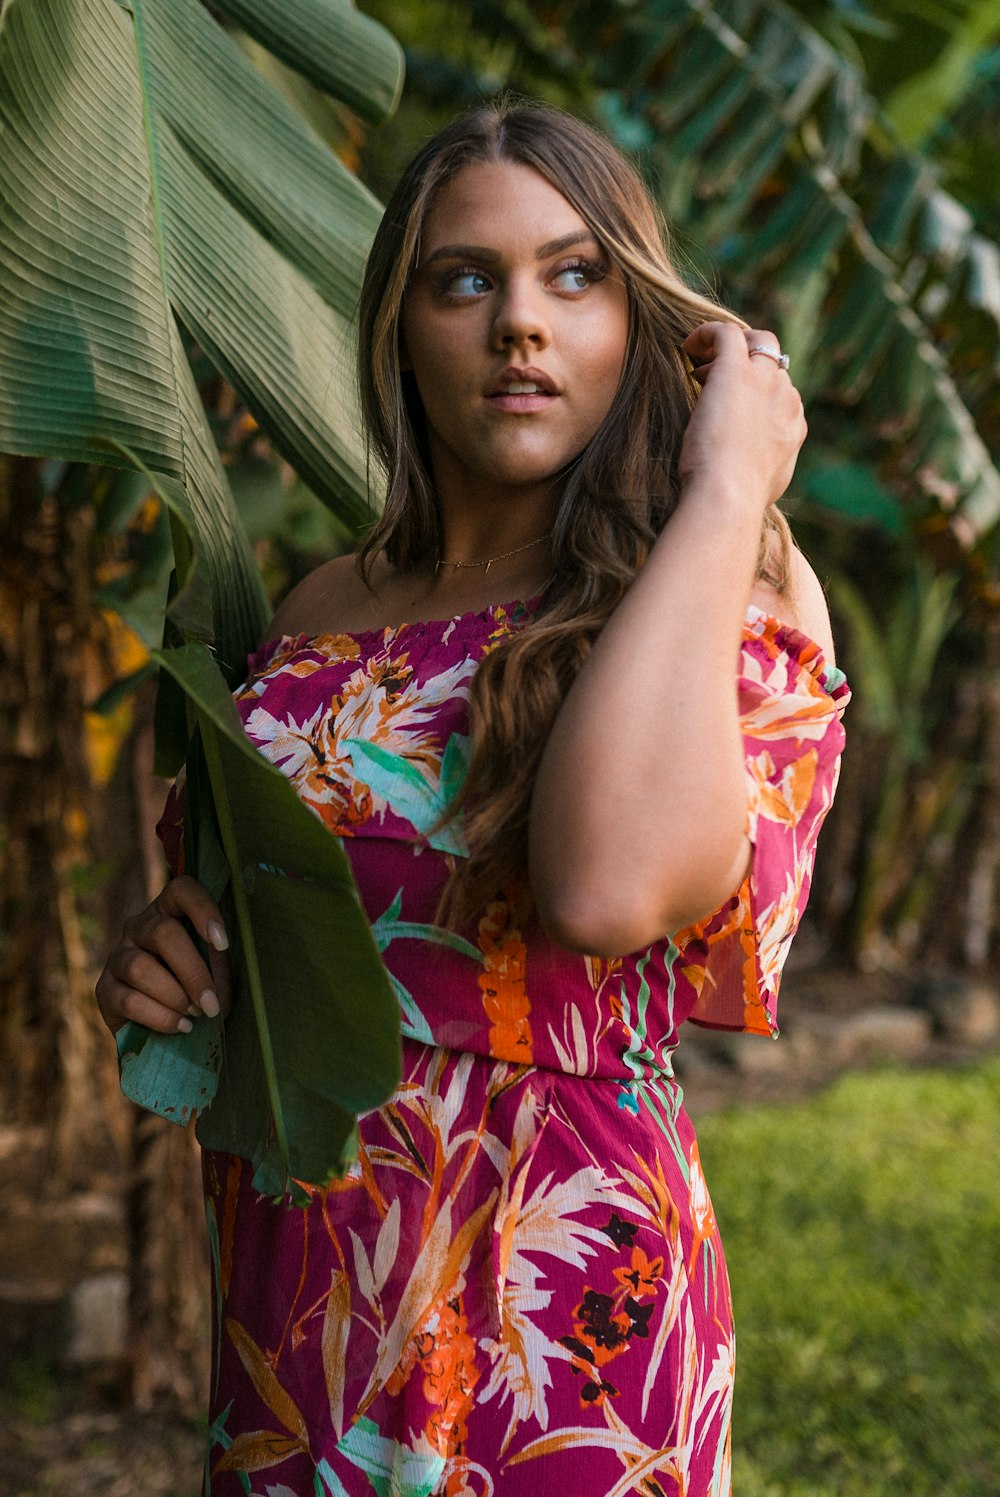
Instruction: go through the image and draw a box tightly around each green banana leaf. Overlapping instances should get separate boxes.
[0,0,402,682]
[0,0,406,1187]
[120,638,400,1200]
[103,448,399,1192]
[880,0,1000,147]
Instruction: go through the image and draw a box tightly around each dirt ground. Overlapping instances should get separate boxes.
[0,1398,203,1497]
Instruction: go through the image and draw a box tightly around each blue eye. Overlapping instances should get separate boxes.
[552,260,604,292]
[555,267,589,291]
[446,270,491,296]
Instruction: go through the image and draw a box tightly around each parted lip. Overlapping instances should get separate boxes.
[486,366,559,396]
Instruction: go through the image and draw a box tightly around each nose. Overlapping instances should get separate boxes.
[491,274,550,353]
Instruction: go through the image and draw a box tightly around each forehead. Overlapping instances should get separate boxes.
[420,160,590,252]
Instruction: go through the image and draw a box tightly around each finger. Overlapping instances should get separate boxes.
[745,329,791,376]
[129,909,222,1016]
[682,320,750,364]
[155,874,230,955]
[107,943,199,1017]
[97,972,194,1037]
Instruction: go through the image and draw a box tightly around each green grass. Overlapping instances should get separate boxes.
[696,1056,1000,1497]
[2,1355,60,1426]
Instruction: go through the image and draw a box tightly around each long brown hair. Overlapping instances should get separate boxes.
[357,98,791,925]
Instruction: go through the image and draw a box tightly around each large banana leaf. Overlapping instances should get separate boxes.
[0,0,400,591]
[0,0,405,1185]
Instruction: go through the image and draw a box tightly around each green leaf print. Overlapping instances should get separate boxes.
[315,1458,351,1497]
[371,889,484,1044]
[342,737,470,854]
[335,1418,446,1497]
[371,889,482,962]
[439,732,470,804]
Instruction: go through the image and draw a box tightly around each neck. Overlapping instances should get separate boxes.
[435,531,551,573]
[434,486,561,570]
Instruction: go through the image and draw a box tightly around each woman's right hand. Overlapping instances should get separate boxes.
[96,875,232,1037]
[679,321,806,512]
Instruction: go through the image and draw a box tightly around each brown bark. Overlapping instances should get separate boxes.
[0,456,207,1412]
[0,457,110,1172]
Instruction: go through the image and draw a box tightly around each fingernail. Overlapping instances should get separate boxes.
[177,1017,193,1034]
[187,1004,201,1018]
[199,989,221,1018]
[207,920,229,952]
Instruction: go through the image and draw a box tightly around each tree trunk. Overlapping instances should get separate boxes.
[0,456,208,1412]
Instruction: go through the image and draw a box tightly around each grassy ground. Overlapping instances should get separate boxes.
[696,1055,1000,1497]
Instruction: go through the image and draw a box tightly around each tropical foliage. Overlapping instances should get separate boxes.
[1,0,998,1430]
[0,0,407,1191]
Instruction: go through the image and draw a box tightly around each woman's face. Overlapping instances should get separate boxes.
[400,160,629,511]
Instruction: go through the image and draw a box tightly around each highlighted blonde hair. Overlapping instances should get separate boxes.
[357,98,790,925]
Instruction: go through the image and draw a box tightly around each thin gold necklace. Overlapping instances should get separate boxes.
[435,533,550,575]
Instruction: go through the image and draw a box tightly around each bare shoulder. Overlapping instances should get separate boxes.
[748,543,836,665]
[266,553,380,642]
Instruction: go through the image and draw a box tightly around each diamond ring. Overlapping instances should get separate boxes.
[748,344,791,371]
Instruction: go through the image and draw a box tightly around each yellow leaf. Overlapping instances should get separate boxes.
[322,1269,351,1439]
[225,1318,309,1443]
[507,1424,644,1465]
[212,1430,305,1474]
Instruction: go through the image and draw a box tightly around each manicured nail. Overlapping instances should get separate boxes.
[207,920,229,952]
[199,989,221,1018]
[177,1016,193,1034]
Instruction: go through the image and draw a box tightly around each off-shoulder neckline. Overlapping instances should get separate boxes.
[744,603,846,694]
[251,597,847,696]
[255,595,541,656]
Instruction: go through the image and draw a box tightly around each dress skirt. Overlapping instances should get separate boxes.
[203,1042,734,1497]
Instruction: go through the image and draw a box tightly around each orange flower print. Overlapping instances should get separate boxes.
[613,1246,664,1299]
[477,897,532,1062]
[419,1295,479,1459]
[558,1286,655,1408]
[388,1292,479,1462]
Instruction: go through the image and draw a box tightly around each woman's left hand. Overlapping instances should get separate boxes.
[678,322,806,510]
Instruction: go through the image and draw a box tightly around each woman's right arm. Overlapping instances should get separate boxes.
[95,874,231,1036]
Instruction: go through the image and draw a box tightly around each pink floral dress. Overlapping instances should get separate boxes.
[164,598,848,1497]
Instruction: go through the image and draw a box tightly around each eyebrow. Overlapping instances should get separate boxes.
[421,231,601,267]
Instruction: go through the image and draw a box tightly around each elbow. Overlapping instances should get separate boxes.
[533,883,721,959]
[536,893,650,958]
[532,844,752,958]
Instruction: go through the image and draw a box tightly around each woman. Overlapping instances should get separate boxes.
[97,100,848,1496]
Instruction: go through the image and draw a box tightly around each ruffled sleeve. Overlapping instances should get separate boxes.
[681,606,849,1037]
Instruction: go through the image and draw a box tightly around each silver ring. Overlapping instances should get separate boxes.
[748,344,790,371]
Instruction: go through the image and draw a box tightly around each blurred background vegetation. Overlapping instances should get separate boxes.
[1,0,999,1492]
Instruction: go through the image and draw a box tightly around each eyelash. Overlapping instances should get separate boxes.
[437,257,608,300]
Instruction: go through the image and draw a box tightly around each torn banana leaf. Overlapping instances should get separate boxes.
[117,640,401,1197]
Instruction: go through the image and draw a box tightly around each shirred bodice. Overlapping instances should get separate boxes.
[196,597,852,1101]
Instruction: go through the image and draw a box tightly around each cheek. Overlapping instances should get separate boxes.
[582,338,628,428]
[582,306,628,390]
[405,337,468,419]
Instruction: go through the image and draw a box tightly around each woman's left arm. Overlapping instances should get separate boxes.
[529,321,833,956]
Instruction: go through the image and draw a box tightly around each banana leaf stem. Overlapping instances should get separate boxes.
[197,710,291,1177]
